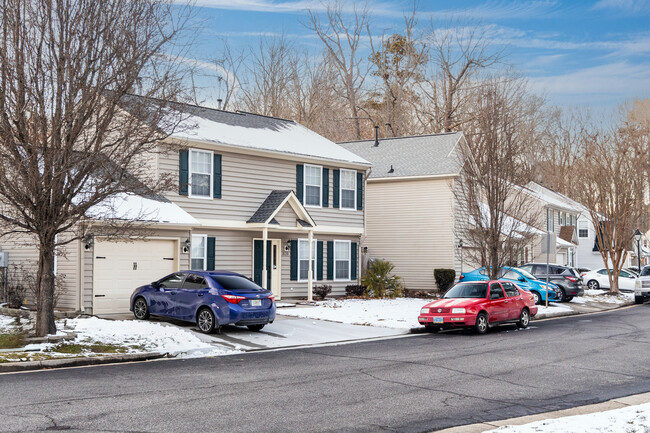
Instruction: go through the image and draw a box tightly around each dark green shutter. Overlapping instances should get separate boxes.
[327,241,334,280]
[179,150,189,196]
[253,240,263,285]
[266,240,272,289]
[296,165,304,203]
[317,241,324,280]
[207,237,216,271]
[290,240,298,281]
[356,172,363,211]
[322,168,329,207]
[351,242,358,280]
[333,170,340,208]
[213,154,222,199]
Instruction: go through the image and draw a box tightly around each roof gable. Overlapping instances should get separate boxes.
[247,190,315,227]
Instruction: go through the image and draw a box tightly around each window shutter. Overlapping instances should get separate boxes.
[254,240,263,285]
[327,241,334,280]
[322,168,329,207]
[317,241,324,280]
[290,240,298,281]
[296,165,304,203]
[179,149,189,196]
[351,242,358,280]
[356,172,363,211]
[333,169,340,208]
[207,237,216,271]
[213,154,222,199]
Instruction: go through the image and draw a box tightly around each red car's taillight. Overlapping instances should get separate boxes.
[564,276,578,282]
[222,294,246,304]
[459,275,465,281]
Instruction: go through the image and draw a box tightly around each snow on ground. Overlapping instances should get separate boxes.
[535,302,573,317]
[485,402,650,433]
[278,298,429,329]
[0,315,15,330]
[577,289,634,304]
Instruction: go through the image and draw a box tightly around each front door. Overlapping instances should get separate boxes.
[253,239,282,299]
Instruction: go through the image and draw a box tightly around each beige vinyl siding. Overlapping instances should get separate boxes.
[364,178,455,291]
[274,203,299,227]
[159,145,364,228]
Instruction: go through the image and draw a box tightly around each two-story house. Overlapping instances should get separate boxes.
[0,99,371,314]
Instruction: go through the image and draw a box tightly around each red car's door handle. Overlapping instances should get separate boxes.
[504,300,509,303]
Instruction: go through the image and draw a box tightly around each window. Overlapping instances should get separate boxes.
[340,169,356,210]
[189,149,212,198]
[159,273,185,289]
[559,212,565,226]
[547,209,554,232]
[298,239,317,281]
[183,274,206,290]
[518,264,533,273]
[578,220,588,238]
[502,282,520,297]
[191,235,207,270]
[304,164,322,207]
[334,240,351,280]
[489,284,505,299]
[503,270,521,280]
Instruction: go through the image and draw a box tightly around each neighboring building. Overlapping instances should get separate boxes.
[339,132,470,291]
[0,99,371,314]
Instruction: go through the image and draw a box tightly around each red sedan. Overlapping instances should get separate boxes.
[418,280,538,334]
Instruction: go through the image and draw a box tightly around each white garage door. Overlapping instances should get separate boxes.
[93,239,177,314]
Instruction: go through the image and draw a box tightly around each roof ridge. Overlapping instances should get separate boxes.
[337,131,461,144]
[235,110,296,123]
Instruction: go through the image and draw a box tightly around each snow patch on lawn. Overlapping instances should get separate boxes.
[64,317,235,358]
[580,289,633,304]
[535,302,573,316]
[486,402,650,432]
[278,298,428,329]
[0,315,15,331]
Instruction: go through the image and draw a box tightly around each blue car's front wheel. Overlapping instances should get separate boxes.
[133,297,150,320]
[197,308,216,334]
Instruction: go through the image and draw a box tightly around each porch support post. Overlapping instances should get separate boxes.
[307,229,314,302]
[262,226,268,290]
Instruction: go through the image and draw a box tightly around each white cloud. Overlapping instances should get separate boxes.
[592,0,650,13]
[423,1,562,20]
[187,0,398,15]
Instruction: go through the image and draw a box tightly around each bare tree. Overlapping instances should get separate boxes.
[415,21,503,133]
[307,1,371,140]
[456,74,544,279]
[0,0,191,336]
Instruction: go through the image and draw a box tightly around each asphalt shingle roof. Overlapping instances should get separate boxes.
[338,132,465,179]
[247,190,293,224]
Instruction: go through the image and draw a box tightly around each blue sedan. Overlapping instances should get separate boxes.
[460,266,559,305]
[130,270,276,333]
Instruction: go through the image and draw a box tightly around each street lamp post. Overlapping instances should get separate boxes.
[634,228,642,271]
[458,239,464,275]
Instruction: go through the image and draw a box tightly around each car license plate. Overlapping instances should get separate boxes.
[250,299,262,307]
[433,317,443,323]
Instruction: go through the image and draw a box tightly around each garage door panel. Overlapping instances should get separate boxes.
[93,239,177,314]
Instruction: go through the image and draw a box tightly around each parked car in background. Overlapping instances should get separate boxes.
[130,271,276,333]
[581,268,637,292]
[634,265,650,304]
[418,280,538,334]
[518,263,584,302]
[460,266,559,305]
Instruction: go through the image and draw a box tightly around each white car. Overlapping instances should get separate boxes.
[581,268,637,292]
[634,265,650,304]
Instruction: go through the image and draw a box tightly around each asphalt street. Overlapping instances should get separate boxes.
[1,304,649,433]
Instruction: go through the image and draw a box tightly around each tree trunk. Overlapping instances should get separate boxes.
[35,236,56,337]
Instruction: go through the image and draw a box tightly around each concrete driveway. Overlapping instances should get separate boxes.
[97,307,406,353]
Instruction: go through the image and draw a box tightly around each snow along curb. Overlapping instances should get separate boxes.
[0,352,166,373]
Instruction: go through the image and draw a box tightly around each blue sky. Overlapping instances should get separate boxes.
[178,0,650,110]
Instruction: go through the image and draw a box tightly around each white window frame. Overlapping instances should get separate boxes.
[191,234,208,271]
[189,149,213,199]
[303,164,322,208]
[339,169,357,210]
[547,209,554,232]
[578,220,589,238]
[334,240,352,281]
[298,238,317,282]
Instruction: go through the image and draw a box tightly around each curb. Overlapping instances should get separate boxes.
[430,391,650,432]
[0,352,166,373]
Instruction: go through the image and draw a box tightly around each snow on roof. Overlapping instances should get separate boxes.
[470,202,544,238]
[524,182,586,213]
[86,193,199,225]
[556,237,575,248]
[168,105,370,166]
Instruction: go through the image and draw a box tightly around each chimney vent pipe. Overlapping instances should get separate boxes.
[374,125,379,146]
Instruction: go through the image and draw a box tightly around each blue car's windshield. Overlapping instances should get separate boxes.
[444,283,488,299]
[209,275,266,293]
[510,267,537,280]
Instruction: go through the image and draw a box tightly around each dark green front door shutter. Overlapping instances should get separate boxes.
[290,240,298,281]
[266,240,272,289]
[179,150,189,196]
[317,241,324,280]
[207,237,216,271]
[351,242,358,280]
[213,154,222,199]
[253,240,263,286]
[327,241,334,280]
[333,170,340,208]
[296,164,304,203]
[356,172,363,210]
[322,168,329,207]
